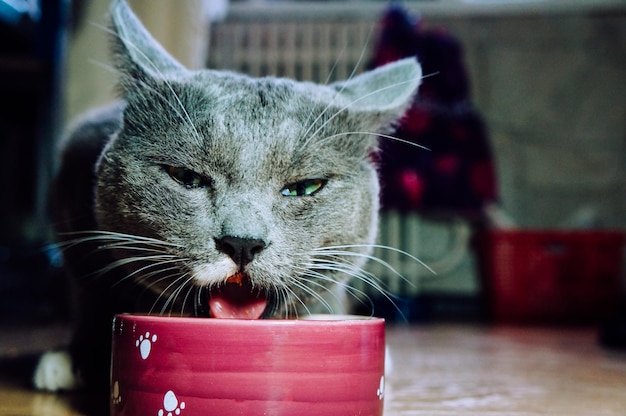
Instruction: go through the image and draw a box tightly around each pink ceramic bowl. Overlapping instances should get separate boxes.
[110,314,386,416]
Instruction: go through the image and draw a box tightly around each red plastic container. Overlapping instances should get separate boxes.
[478,230,625,323]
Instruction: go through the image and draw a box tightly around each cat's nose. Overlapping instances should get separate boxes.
[214,236,267,268]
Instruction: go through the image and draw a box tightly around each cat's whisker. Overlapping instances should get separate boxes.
[142,272,188,316]
[321,48,343,86]
[285,270,332,316]
[177,276,197,316]
[94,22,205,147]
[301,54,352,146]
[132,78,207,146]
[298,267,377,316]
[307,281,352,315]
[87,59,119,76]
[57,230,183,248]
[262,280,295,319]
[310,253,410,293]
[285,289,300,319]
[294,256,374,315]
[53,231,190,291]
[280,284,313,318]
[269,285,286,318]
[298,263,381,313]
[180,280,199,317]
[67,245,177,264]
[194,284,205,317]
[314,244,435,276]
[95,243,173,254]
[288,273,337,314]
[305,259,383,294]
[301,23,374,145]
[304,243,431,319]
[96,256,184,285]
[283,286,302,319]
[333,22,374,86]
[117,266,186,309]
[309,253,408,300]
[307,264,405,320]
[130,265,180,287]
[319,131,430,151]
[302,75,422,153]
[131,270,180,312]
[160,273,195,317]
[135,79,203,150]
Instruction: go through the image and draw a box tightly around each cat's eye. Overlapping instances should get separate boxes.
[165,166,209,189]
[281,178,326,197]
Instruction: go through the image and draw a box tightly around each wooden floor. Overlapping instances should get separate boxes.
[385,325,626,415]
[1,324,625,415]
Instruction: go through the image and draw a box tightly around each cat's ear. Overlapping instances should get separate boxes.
[332,58,421,131]
[109,0,187,93]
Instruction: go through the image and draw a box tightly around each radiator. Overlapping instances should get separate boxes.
[366,212,471,297]
[207,18,472,298]
[208,20,374,82]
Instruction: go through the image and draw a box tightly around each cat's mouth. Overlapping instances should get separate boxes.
[208,273,268,319]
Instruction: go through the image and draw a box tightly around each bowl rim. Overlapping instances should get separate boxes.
[114,313,384,328]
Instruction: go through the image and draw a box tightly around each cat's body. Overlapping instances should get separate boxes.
[35,0,421,394]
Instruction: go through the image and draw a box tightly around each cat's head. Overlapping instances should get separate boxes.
[95,0,421,318]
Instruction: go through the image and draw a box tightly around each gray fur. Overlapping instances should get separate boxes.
[43,0,421,392]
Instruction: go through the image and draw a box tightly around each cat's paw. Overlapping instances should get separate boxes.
[33,350,79,392]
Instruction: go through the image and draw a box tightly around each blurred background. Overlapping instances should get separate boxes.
[0,0,624,332]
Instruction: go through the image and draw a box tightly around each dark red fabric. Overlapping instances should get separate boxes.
[371,6,498,219]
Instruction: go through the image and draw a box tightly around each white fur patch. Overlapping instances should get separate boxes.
[33,350,78,391]
[193,258,237,284]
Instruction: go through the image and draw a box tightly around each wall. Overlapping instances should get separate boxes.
[64,0,210,123]
[426,10,626,229]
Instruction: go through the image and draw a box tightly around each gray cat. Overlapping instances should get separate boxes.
[34,0,421,394]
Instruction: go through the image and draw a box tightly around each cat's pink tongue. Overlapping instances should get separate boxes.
[209,275,267,319]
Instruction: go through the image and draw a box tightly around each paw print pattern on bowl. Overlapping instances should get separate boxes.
[136,332,157,360]
[376,375,385,400]
[111,380,122,405]
[158,390,186,416]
